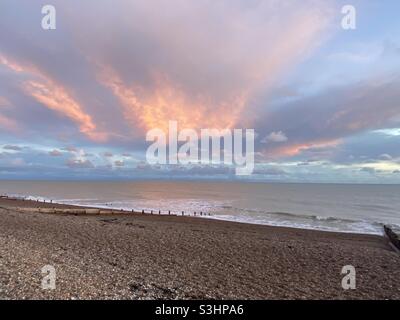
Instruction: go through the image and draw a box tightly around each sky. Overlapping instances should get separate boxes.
[0,0,400,183]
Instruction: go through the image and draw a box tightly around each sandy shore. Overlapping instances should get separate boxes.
[0,197,399,300]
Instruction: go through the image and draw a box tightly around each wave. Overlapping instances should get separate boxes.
[211,206,387,235]
[209,213,385,235]
[221,204,381,224]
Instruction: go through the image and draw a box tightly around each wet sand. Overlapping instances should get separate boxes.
[0,197,399,299]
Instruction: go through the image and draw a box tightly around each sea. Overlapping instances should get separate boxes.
[1,180,399,235]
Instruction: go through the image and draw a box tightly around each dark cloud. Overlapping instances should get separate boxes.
[3,145,22,151]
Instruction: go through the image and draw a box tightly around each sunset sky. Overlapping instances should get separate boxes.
[1,0,400,182]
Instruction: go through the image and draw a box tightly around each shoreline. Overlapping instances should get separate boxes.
[0,195,385,236]
[1,196,400,299]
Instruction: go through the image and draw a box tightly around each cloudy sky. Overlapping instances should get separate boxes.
[0,0,400,182]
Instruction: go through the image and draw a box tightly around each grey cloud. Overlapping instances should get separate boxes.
[261,131,288,143]
[62,146,78,153]
[255,76,400,160]
[330,131,400,165]
[49,150,63,157]
[360,167,376,174]
[66,159,94,169]
[253,166,287,176]
[3,145,22,151]
[114,160,124,167]
[379,154,392,160]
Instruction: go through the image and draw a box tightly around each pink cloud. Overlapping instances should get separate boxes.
[1,55,108,142]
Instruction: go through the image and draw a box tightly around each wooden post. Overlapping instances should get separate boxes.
[142,209,144,214]
[168,210,171,215]
[182,211,184,216]
[159,210,161,215]
[384,225,400,251]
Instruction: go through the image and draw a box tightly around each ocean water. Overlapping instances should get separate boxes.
[1,180,399,235]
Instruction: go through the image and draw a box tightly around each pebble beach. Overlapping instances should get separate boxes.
[0,197,399,300]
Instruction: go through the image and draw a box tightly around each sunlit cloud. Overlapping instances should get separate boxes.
[357,161,400,173]
[374,128,400,136]
[0,55,108,142]
[24,80,107,142]
[98,65,246,132]
[0,114,18,132]
[0,96,17,132]
[262,139,341,159]
[0,56,24,73]
[90,0,333,133]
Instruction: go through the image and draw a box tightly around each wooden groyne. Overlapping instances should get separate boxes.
[1,196,213,218]
[384,225,400,251]
[0,194,211,217]
[12,206,213,217]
